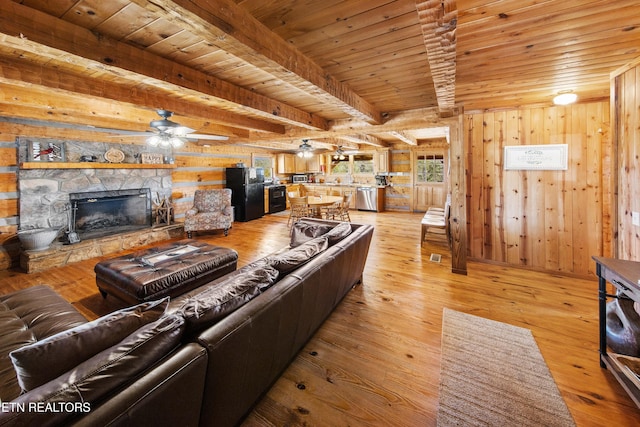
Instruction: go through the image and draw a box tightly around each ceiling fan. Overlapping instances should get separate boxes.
[118,110,229,148]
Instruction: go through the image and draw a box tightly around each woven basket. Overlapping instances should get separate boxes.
[17,228,59,251]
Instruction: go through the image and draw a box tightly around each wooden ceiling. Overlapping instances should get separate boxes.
[0,0,638,151]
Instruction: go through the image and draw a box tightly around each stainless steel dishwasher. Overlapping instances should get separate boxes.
[356,187,377,211]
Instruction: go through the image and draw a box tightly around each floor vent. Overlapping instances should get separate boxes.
[430,253,442,263]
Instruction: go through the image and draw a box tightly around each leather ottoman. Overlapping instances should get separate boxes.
[94,239,238,304]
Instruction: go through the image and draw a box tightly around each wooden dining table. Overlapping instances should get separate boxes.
[306,195,342,218]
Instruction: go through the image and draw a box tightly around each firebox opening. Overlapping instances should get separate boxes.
[70,188,152,240]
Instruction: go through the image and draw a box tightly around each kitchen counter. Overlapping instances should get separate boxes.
[305,183,387,188]
[301,183,385,212]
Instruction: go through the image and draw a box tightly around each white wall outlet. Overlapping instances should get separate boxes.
[633,211,640,226]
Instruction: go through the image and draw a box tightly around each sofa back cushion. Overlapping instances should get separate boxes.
[290,220,352,248]
[175,266,279,333]
[290,221,334,247]
[325,221,352,245]
[0,314,185,427]
[10,298,168,393]
[269,236,329,274]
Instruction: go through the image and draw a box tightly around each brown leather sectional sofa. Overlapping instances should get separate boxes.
[0,219,373,427]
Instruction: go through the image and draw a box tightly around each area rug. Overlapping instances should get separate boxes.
[437,308,575,426]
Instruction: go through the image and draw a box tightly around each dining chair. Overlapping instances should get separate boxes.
[339,192,353,222]
[322,200,342,220]
[288,196,310,227]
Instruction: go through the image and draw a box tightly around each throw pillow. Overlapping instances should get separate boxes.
[290,221,334,247]
[0,314,185,427]
[269,235,329,274]
[325,221,352,245]
[178,266,280,331]
[10,297,168,393]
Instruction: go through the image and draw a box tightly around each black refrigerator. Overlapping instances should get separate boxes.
[225,167,265,222]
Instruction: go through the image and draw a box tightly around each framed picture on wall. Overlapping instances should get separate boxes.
[503,144,568,170]
[27,141,65,162]
[141,153,164,164]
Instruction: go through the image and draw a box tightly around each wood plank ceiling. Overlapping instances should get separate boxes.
[0,0,638,151]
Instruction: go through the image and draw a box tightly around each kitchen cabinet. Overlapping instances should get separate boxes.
[306,155,321,172]
[375,149,390,173]
[295,155,307,173]
[277,153,295,174]
[279,153,322,173]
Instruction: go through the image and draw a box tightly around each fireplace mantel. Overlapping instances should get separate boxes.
[20,162,176,169]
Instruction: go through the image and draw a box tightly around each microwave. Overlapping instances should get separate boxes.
[292,174,308,183]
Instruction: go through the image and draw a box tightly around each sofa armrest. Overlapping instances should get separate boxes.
[185,208,198,217]
[69,343,207,427]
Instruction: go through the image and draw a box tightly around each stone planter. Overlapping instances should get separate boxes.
[17,228,60,251]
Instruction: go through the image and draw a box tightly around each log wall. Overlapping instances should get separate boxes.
[465,102,612,277]
[0,100,619,278]
[0,122,268,269]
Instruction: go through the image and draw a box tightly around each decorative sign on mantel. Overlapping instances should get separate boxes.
[503,144,568,171]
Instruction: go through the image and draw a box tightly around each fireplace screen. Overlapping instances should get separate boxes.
[70,188,152,240]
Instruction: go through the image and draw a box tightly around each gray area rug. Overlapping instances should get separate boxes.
[437,308,576,426]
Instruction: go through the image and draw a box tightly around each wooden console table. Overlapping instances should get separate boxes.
[592,256,640,407]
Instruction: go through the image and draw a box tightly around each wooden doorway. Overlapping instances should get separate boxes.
[413,148,448,212]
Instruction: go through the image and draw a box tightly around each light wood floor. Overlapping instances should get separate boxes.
[1,211,639,426]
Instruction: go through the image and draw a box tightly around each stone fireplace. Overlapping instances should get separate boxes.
[18,168,171,236]
[16,137,182,273]
[70,188,152,240]
[17,137,172,236]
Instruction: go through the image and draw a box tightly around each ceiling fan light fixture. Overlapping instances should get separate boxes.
[297,139,313,158]
[147,133,185,148]
[553,92,577,105]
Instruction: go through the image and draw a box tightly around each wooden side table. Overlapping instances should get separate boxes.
[592,256,640,407]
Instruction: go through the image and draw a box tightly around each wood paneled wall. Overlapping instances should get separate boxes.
[465,102,612,277]
[612,58,640,261]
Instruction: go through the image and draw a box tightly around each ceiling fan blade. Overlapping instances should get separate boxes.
[107,131,153,137]
[164,125,195,135]
[186,133,229,141]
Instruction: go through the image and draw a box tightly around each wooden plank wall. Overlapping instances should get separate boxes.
[465,101,612,277]
[612,58,640,261]
[385,148,411,211]
[0,121,269,269]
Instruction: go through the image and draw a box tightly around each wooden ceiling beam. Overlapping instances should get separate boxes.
[130,0,383,124]
[387,131,417,145]
[337,135,386,148]
[415,0,457,112]
[0,56,265,137]
[231,107,452,147]
[0,0,322,132]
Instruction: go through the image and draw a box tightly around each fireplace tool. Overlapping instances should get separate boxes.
[65,202,80,244]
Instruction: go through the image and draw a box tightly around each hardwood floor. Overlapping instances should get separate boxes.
[1,211,638,426]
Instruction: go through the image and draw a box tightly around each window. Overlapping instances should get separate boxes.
[252,155,274,181]
[330,157,350,174]
[353,154,374,174]
[416,154,444,183]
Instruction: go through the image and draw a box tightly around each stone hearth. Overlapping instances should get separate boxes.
[21,224,184,274]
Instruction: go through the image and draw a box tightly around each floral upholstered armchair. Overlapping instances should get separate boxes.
[184,189,234,238]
